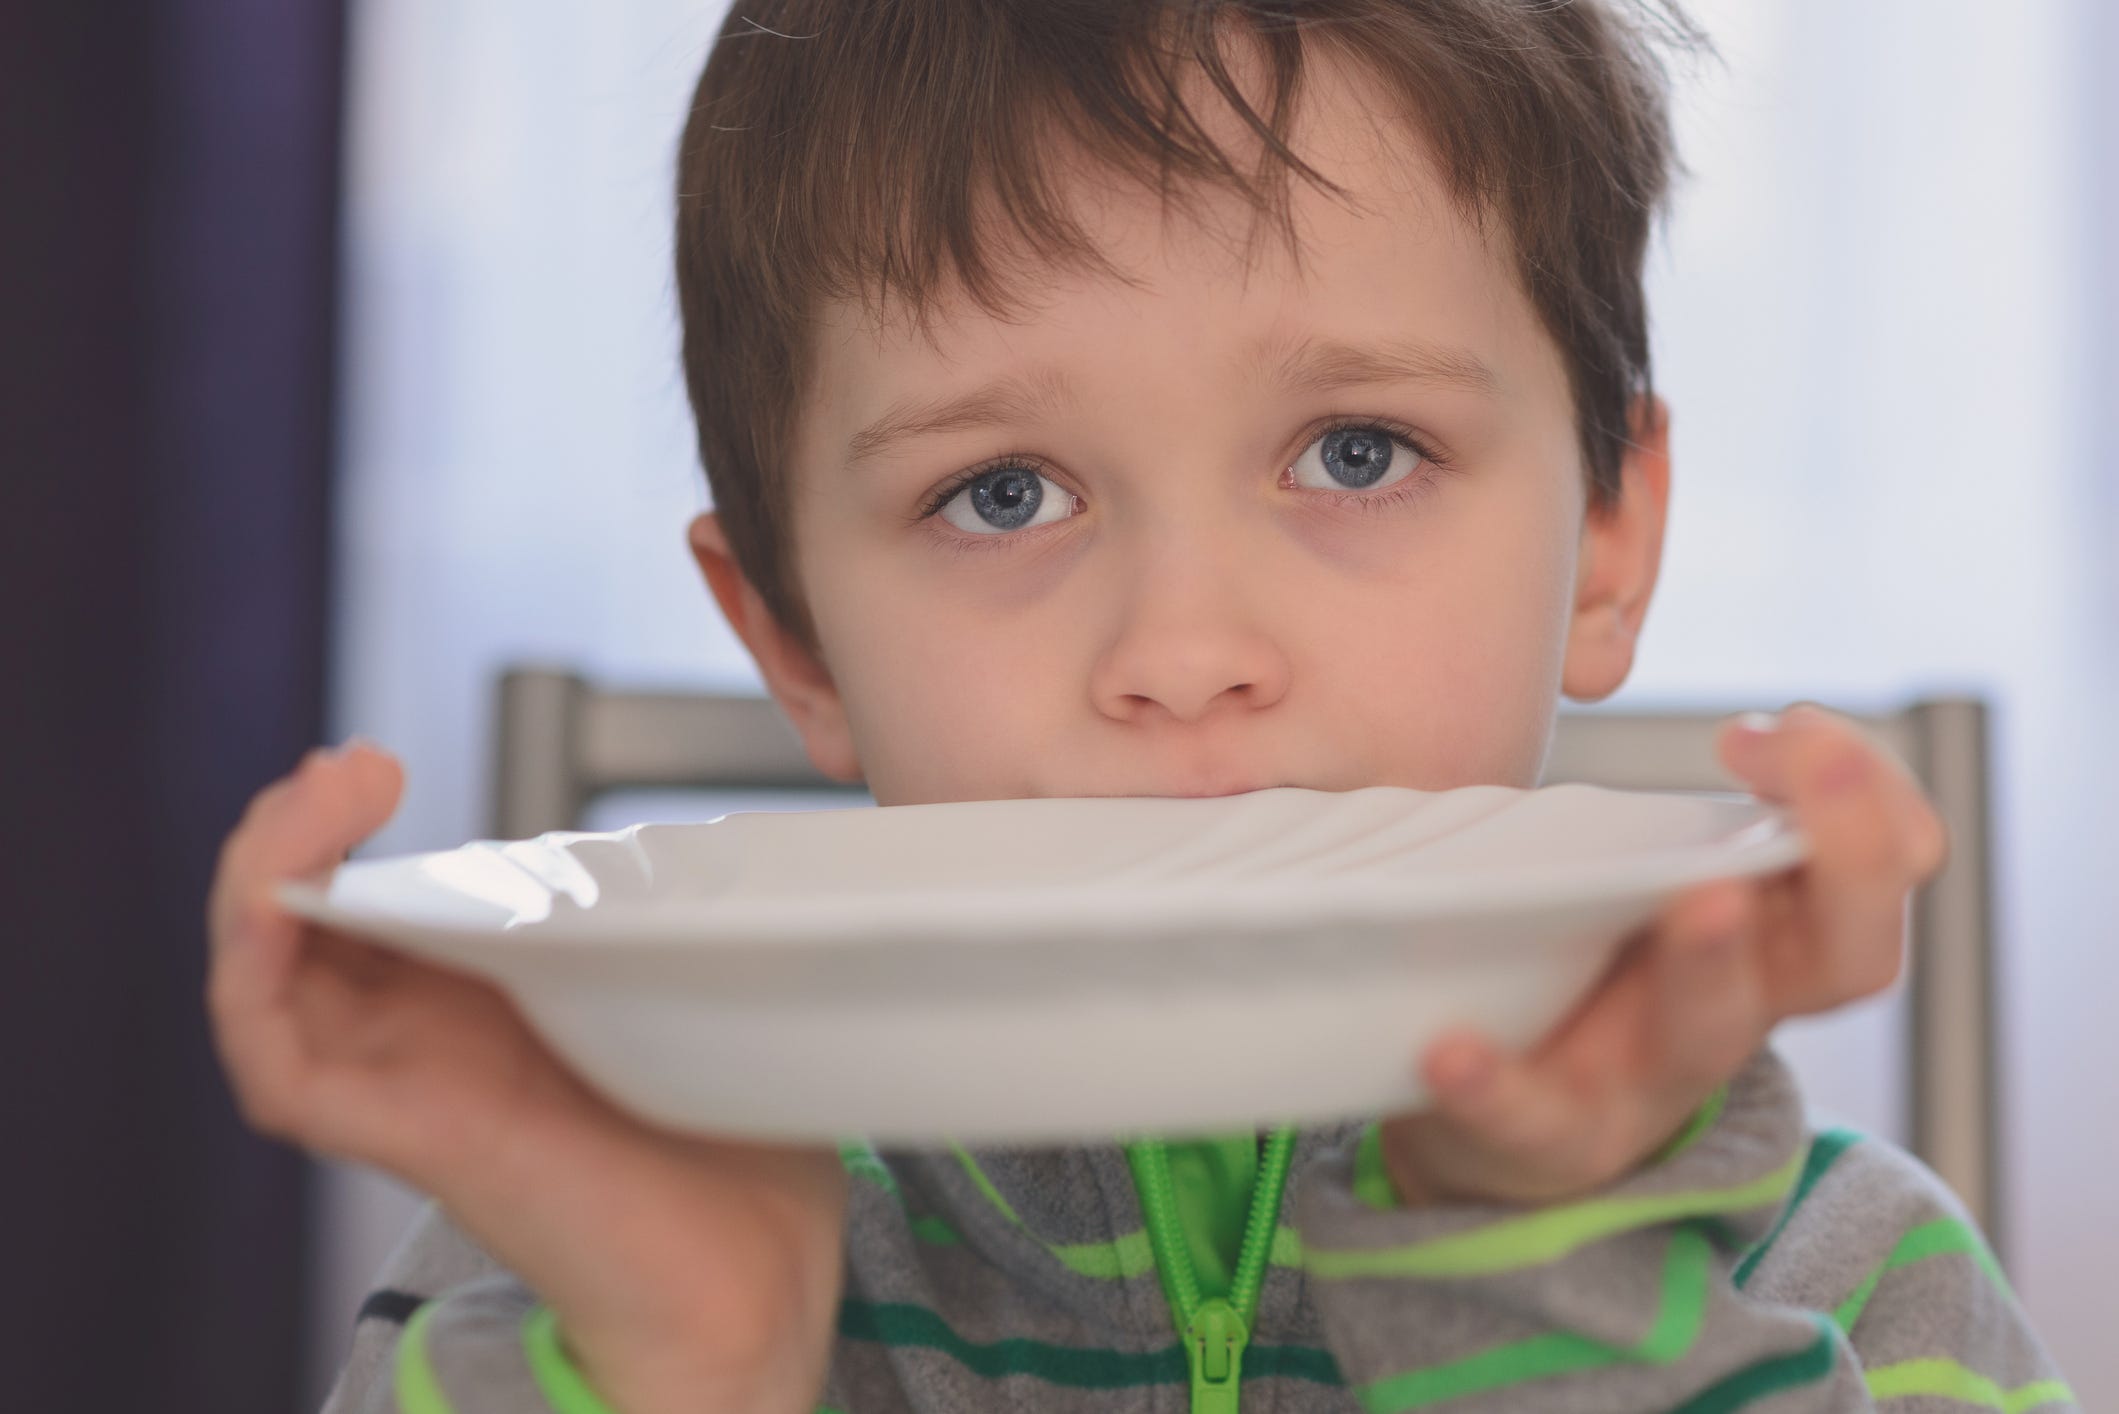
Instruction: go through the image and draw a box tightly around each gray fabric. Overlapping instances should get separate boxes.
[316,1048,2076,1413]
[319,1200,510,1414]
[1744,1137,2067,1395]
[417,1277,561,1409]
[1292,1052,1835,1413]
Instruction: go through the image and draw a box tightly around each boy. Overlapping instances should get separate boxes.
[206,1,2075,1410]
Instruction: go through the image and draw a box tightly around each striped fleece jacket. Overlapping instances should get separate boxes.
[320,1048,2075,1413]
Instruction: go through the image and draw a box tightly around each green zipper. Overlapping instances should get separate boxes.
[1125,1127,1298,1414]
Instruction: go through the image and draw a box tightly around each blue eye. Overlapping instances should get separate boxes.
[935,465,1079,535]
[1288,423,1421,492]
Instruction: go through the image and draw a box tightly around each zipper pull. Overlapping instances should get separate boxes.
[1185,1297,1247,1414]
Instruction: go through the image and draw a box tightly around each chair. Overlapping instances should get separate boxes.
[488,665,2001,1252]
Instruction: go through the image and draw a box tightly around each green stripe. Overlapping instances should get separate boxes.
[910,1215,964,1245]
[395,1301,456,1414]
[1348,1091,1729,1221]
[949,1143,1028,1223]
[1352,1121,1398,1211]
[1354,1225,1712,1412]
[1308,1152,1802,1281]
[837,1300,1342,1388]
[1833,1265,1887,1338]
[1833,1218,2012,1334]
[950,1144,1155,1278]
[1246,1342,1346,1384]
[520,1305,619,1414]
[838,1138,898,1194]
[1050,1230,1158,1280]
[1665,1313,1843,1414]
[1653,1084,1731,1165]
[841,1140,969,1246]
[1866,1358,2075,1411]
[1732,1128,1862,1288]
[946,1144,1303,1279]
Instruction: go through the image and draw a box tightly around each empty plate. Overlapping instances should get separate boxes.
[275,783,1805,1144]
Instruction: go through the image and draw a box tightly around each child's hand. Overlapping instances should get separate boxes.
[1375,703,1949,1208]
[206,740,847,1414]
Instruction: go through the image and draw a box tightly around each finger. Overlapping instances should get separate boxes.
[1419,1028,1596,1166]
[209,740,403,944]
[1717,705,1944,876]
[205,743,405,1131]
[1719,707,1921,1011]
[1649,879,1767,1092]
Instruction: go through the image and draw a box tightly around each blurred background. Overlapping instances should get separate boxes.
[6,1,2114,1410]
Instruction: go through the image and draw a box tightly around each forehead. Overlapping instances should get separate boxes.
[798,38,1557,471]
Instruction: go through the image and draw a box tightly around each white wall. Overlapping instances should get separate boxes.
[318,0,2117,1405]
[1641,2,2117,1394]
[313,3,744,1405]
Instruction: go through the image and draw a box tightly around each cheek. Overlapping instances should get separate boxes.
[814,566,1078,805]
[1294,509,1570,789]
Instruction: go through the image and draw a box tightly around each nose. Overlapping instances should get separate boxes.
[1086,533,1293,725]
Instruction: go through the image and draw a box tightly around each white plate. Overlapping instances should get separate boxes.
[275,783,1805,1145]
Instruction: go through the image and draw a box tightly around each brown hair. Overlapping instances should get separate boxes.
[675,0,1708,650]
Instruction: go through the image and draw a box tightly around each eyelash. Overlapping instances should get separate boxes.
[911,415,1458,548]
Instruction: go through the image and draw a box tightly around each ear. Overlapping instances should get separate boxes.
[1560,394,1672,704]
[686,511,864,783]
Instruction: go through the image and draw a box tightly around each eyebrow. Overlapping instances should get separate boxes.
[840,334,1500,474]
[844,366,1074,473]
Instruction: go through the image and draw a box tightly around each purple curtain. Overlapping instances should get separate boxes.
[2,2,346,1410]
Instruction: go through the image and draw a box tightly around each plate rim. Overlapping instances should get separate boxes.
[272,805,1807,959]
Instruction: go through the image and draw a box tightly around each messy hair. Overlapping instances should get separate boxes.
[675,0,1708,650]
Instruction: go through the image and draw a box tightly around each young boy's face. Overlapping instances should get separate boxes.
[693,42,1670,807]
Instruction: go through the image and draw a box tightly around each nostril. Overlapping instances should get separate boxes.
[1090,625,1292,723]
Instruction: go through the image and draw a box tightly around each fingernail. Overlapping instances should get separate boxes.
[1728,711,1780,739]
